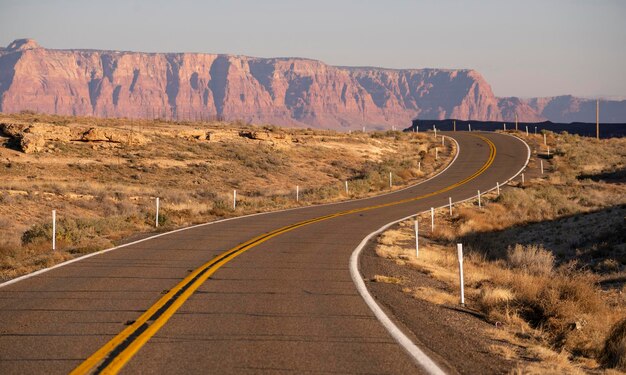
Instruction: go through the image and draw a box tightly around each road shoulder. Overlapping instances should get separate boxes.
[360,236,516,374]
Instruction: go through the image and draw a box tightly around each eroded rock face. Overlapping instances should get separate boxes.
[1,39,624,127]
[239,130,292,146]
[24,122,74,141]
[0,120,149,153]
[19,133,45,153]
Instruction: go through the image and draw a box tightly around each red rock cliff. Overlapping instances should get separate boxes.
[1,39,624,128]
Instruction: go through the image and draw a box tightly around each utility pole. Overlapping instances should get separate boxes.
[596,99,600,140]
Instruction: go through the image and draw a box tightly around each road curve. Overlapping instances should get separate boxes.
[0,132,529,374]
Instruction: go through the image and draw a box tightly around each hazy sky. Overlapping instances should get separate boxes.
[1,0,624,98]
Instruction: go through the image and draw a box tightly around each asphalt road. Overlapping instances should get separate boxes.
[0,132,529,374]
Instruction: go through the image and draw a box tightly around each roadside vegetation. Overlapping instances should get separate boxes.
[374,131,626,373]
[0,112,454,281]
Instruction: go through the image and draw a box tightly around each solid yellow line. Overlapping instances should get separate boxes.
[72,134,496,374]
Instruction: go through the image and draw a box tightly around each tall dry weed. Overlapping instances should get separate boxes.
[507,244,555,276]
[600,318,626,371]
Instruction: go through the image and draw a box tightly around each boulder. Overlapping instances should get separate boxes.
[19,133,46,153]
[238,130,291,143]
[239,130,271,141]
[24,123,73,141]
[81,128,112,142]
[126,131,149,146]
[0,121,29,137]
[177,129,210,140]
[80,127,149,145]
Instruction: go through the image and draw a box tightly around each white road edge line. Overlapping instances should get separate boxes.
[349,220,446,375]
[0,132,461,289]
[348,132,530,374]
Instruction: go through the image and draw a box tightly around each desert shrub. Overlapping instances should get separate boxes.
[493,267,607,355]
[534,185,578,216]
[21,223,52,245]
[210,199,230,216]
[477,286,515,319]
[0,193,12,205]
[497,188,534,213]
[223,143,286,171]
[0,238,20,258]
[396,168,415,181]
[22,216,133,247]
[507,244,555,276]
[600,318,626,370]
[193,190,217,200]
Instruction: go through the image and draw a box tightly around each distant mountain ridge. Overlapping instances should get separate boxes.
[0,39,624,129]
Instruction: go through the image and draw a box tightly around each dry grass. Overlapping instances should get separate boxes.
[0,113,455,281]
[375,131,626,372]
[507,244,555,276]
[489,344,517,360]
[405,286,458,305]
[373,275,403,284]
[512,345,587,374]
[600,318,626,371]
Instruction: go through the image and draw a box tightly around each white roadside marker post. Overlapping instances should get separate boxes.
[414,219,419,258]
[389,172,392,188]
[434,126,437,138]
[441,136,445,146]
[155,197,160,227]
[503,123,506,131]
[430,207,435,232]
[496,181,500,196]
[345,180,349,194]
[233,190,237,210]
[535,126,537,134]
[547,146,550,156]
[457,243,465,306]
[525,126,529,136]
[521,173,525,185]
[52,209,56,251]
[449,197,453,215]
[418,161,421,172]
[468,123,471,132]
[544,133,547,145]
[296,185,299,202]
[540,160,544,174]
[477,190,481,209]
[416,126,419,133]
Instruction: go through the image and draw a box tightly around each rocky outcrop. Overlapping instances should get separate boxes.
[239,129,293,148]
[0,39,624,127]
[0,119,149,153]
[176,129,212,141]
[19,133,45,153]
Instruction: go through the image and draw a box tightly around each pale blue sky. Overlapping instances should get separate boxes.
[1,0,624,98]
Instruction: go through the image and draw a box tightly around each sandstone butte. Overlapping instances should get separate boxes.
[0,39,624,129]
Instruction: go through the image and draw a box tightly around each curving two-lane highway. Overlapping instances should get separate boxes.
[0,132,529,374]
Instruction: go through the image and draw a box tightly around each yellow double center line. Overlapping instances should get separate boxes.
[72,135,496,374]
